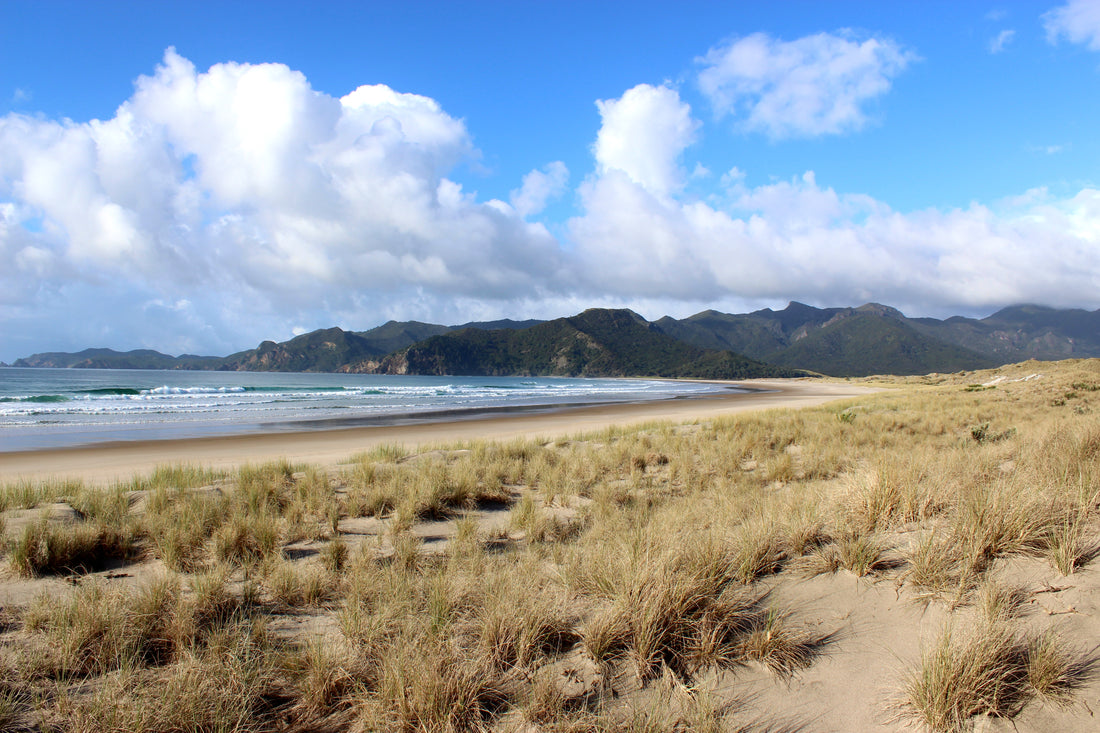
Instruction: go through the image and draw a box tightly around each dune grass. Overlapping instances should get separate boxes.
[896,618,1093,732]
[0,359,1098,730]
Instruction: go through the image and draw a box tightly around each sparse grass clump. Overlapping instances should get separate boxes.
[21,577,180,679]
[736,608,823,677]
[143,489,226,571]
[469,572,579,673]
[213,513,281,567]
[127,463,224,492]
[975,579,1028,622]
[57,621,284,732]
[835,531,888,577]
[897,619,1091,731]
[0,477,82,512]
[902,532,975,605]
[1042,515,1095,575]
[566,534,821,682]
[9,517,137,577]
[364,636,510,732]
[841,457,946,533]
[264,560,339,608]
[730,520,786,583]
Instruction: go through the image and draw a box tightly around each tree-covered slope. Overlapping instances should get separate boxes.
[13,303,1098,378]
[218,327,384,372]
[658,302,1008,376]
[219,319,543,372]
[654,303,852,361]
[352,321,454,355]
[351,309,800,378]
[765,310,995,376]
[12,348,222,370]
[912,305,1100,361]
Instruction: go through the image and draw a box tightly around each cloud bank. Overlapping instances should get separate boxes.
[570,81,1100,317]
[0,50,566,355]
[1,43,1098,360]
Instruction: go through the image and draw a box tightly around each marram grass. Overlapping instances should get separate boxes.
[0,359,1098,731]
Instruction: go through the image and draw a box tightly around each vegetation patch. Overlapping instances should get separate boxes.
[0,359,1098,730]
[897,620,1095,732]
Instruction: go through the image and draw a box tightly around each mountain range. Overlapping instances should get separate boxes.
[10,302,1100,378]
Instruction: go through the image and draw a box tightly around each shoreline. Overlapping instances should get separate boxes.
[0,378,879,485]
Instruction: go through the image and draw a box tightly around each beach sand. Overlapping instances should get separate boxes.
[0,378,878,485]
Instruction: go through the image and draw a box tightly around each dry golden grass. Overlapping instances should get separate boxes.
[8,517,136,577]
[896,618,1094,732]
[1,358,1099,730]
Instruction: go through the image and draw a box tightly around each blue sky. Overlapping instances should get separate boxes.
[1,0,1099,361]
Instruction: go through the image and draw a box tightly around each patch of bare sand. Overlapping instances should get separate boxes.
[698,558,1100,732]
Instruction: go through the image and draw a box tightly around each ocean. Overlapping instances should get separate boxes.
[0,368,736,452]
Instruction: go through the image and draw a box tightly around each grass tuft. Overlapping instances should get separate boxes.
[9,517,137,577]
[897,619,1095,731]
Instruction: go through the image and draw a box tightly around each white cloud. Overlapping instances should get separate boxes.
[569,103,1100,315]
[989,29,1016,54]
[593,84,699,196]
[510,161,569,217]
[0,49,568,356]
[1045,0,1100,50]
[696,31,916,138]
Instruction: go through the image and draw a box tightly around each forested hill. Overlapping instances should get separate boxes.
[652,302,1100,377]
[341,309,801,379]
[11,303,1100,378]
[10,348,223,370]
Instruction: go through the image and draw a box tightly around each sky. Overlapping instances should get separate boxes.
[1,0,1099,361]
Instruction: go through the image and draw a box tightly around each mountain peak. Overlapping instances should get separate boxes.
[856,303,905,319]
[986,304,1055,321]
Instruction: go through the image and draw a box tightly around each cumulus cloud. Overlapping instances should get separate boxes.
[569,83,1100,316]
[989,29,1017,53]
[0,49,566,356]
[570,170,1100,315]
[593,84,699,196]
[510,161,569,217]
[1045,0,1100,50]
[696,31,916,138]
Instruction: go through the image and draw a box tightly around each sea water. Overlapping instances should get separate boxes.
[0,368,735,451]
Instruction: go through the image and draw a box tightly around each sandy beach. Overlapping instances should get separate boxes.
[0,378,878,485]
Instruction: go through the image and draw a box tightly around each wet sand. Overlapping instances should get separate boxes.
[0,379,879,485]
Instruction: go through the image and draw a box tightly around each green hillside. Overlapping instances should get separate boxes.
[12,303,1099,378]
[655,310,789,360]
[913,305,1100,361]
[355,309,800,378]
[766,311,995,377]
[656,302,1020,376]
[12,348,222,370]
[352,321,453,355]
[218,328,383,372]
